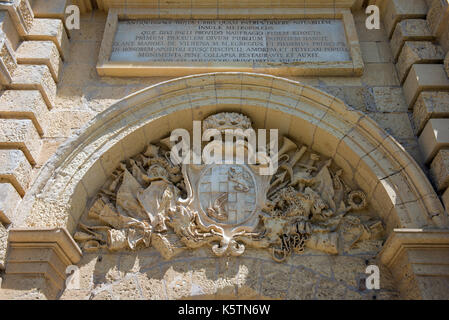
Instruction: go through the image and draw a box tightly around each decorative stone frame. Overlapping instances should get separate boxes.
[96,7,364,77]
[7,72,449,298]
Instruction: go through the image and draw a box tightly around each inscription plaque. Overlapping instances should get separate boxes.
[97,10,363,77]
[110,19,351,63]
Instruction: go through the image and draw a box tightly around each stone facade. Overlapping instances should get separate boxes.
[0,0,448,300]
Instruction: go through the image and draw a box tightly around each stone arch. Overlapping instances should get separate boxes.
[17,72,447,234]
[6,72,449,299]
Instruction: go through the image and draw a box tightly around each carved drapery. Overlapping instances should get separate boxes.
[74,112,384,262]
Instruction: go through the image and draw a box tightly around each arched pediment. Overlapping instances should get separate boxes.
[17,73,446,236]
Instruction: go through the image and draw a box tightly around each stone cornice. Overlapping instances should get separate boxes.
[8,228,82,263]
[88,0,357,11]
[380,228,449,268]
[5,228,82,293]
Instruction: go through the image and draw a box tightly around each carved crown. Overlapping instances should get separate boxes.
[202,112,252,132]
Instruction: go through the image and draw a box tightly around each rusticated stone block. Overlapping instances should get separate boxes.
[418,118,449,163]
[31,0,68,19]
[390,19,434,61]
[412,91,449,135]
[403,64,449,108]
[430,149,449,191]
[0,0,34,36]
[0,119,42,166]
[16,41,62,82]
[8,64,56,109]
[25,18,69,60]
[383,0,428,37]
[0,149,32,197]
[0,183,21,224]
[427,0,449,36]
[0,90,49,136]
[0,10,20,50]
[396,41,445,83]
[0,35,17,85]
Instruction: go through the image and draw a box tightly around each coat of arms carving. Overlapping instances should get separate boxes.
[75,112,384,262]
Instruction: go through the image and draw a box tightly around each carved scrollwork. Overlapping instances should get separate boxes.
[74,112,384,262]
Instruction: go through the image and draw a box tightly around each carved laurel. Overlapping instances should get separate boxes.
[74,112,385,262]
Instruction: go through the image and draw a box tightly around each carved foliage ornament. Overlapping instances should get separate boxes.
[74,112,384,262]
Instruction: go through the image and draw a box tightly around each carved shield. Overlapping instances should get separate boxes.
[183,163,270,238]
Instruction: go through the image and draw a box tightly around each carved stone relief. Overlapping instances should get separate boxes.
[74,112,385,262]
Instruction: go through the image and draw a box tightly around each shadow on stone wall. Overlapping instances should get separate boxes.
[56,246,400,300]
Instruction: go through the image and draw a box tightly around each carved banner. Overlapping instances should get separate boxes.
[75,113,384,262]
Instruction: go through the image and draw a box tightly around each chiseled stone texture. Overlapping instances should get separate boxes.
[0,119,42,166]
[0,183,21,225]
[403,64,449,108]
[25,18,69,60]
[396,41,445,83]
[383,0,428,37]
[31,0,68,19]
[0,149,33,197]
[390,19,433,60]
[9,64,57,109]
[16,41,62,82]
[426,0,449,35]
[412,91,449,135]
[418,118,449,163]
[59,248,399,300]
[430,149,449,191]
[0,90,49,136]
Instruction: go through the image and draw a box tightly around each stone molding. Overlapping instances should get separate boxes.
[5,228,82,292]
[379,228,449,299]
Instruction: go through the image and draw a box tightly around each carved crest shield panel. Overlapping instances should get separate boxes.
[198,164,257,225]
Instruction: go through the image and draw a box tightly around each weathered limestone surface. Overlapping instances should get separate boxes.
[8,64,56,108]
[383,0,428,37]
[412,91,449,135]
[4,228,82,298]
[25,18,69,60]
[0,0,34,36]
[403,64,449,108]
[380,229,449,300]
[390,19,434,60]
[0,35,17,85]
[427,0,449,50]
[31,0,68,19]
[0,149,33,197]
[396,41,445,83]
[59,248,399,300]
[0,119,42,166]
[431,149,449,191]
[16,41,62,82]
[419,118,449,163]
[0,90,49,136]
[0,10,20,51]
[0,183,21,224]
